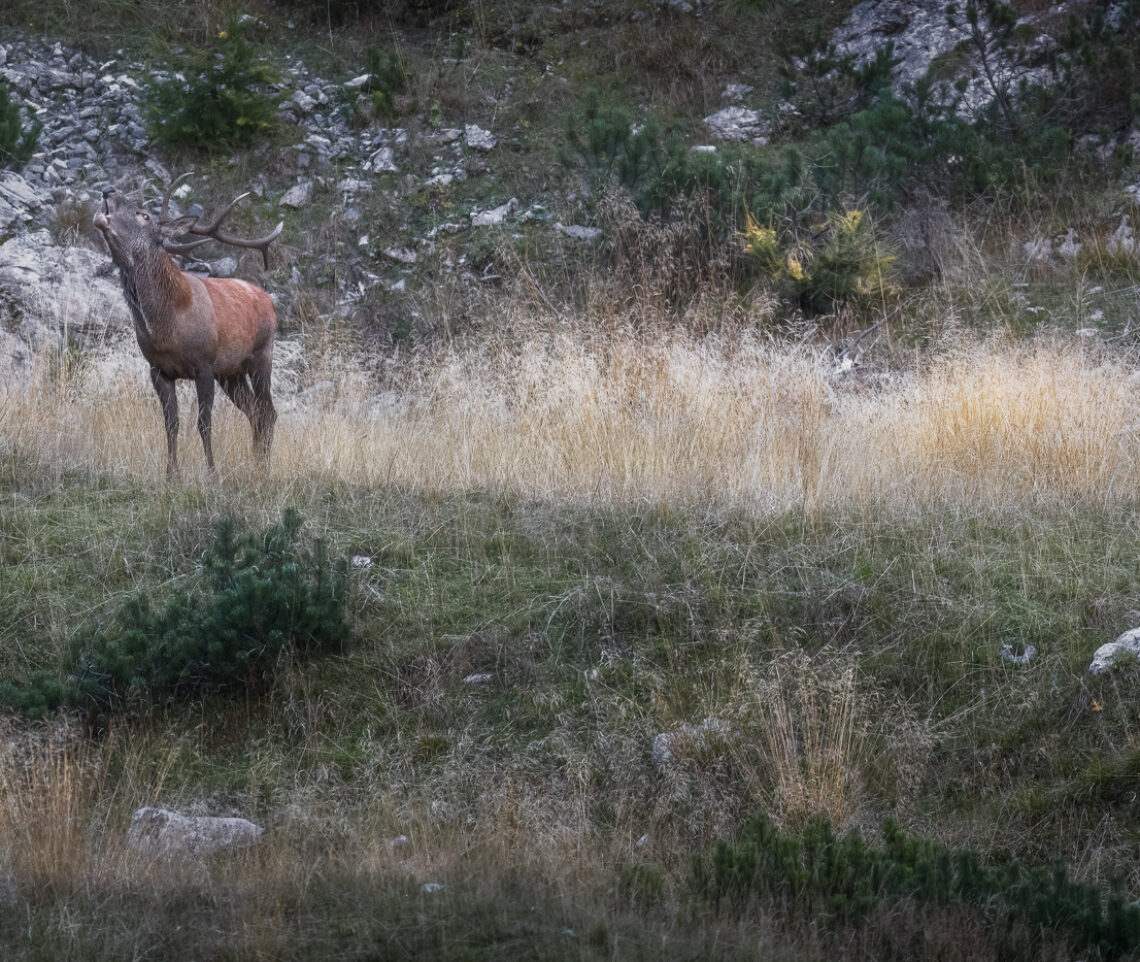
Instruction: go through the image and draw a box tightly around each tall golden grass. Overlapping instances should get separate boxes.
[3,322,1137,512]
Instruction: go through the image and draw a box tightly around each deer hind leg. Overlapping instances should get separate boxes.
[247,354,277,466]
[150,367,179,479]
[219,373,266,459]
[194,368,217,475]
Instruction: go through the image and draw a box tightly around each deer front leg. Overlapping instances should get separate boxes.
[150,367,180,479]
[194,368,217,476]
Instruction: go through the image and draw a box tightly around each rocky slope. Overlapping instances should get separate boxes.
[1,1,1136,382]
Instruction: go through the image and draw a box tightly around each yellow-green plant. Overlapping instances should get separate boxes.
[742,207,895,314]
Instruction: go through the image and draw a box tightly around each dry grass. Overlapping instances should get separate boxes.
[3,315,1138,514]
[744,651,864,831]
[0,717,650,959]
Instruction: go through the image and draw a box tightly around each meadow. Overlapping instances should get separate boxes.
[5,286,1140,960]
[3,0,1140,955]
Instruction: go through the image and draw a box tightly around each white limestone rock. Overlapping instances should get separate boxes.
[127,807,264,857]
[1090,629,1140,675]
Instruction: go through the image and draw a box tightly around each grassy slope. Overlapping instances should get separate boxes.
[4,1,1140,959]
[4,438,1140,958]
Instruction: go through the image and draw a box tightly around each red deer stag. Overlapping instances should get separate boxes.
[93,173,282,478]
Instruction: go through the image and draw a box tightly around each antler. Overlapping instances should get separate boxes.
[160,173,283,269]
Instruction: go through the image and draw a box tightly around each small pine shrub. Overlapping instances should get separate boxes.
[338,44,409,126]
[558,91,665,208]
[0,509,349,721]
[143,17,283,153]
[695,815,1140,961]
[0,80,41,169]
[777,28,898,134]
[742,208,895,314]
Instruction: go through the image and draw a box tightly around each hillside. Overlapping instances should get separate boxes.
[3,2,1140,960]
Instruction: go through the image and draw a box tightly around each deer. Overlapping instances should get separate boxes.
[93,173,283,479]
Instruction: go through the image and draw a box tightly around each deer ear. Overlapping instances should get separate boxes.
[160,215,199,237]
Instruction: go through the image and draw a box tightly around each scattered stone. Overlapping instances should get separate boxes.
[208,256,238,279]
[368,146,398,173]
[702,106,768,144]
[291,90,318,114]
[127,807,264,857]
[1022,235,1052,263]
[471,197,518,227]
[999,643,1037,665]
[464,124,497,151]
[1057,228,1082,259]
[554,222,602,242]
[1107,215,1135,257]
[383,246,417,265]
[279,180,314,209]
[1090,628,1140,675]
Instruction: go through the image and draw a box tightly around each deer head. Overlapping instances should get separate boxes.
[93,173,282,271]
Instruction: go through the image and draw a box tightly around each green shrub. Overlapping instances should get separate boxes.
[742,208,895,314]
[0,509,349,721]
[1061,0,1140,133]
[696,815,1140,961]
[338,44,409,126]
[558,91,666,208]
[776,28,898,134]
[0,80,41,169]
[143,17,283,153]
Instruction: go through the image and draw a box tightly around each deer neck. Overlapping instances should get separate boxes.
[126,248,194,340]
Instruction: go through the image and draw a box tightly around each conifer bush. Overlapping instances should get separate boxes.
[143,17,283,153]
[0,509,349,721]
[696,815,1140,961]
[558,91,665,209]
[741,208,895,314]
[0,80,41,170]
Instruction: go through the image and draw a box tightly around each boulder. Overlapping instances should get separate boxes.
[0,230,129,349]
[126,807,264,856]
[833,0,968,90]
[555,223,603,242]
[1089,628,1140,675]
[279,180,314,209]
[702,106,767,144]
[464,124,497,151]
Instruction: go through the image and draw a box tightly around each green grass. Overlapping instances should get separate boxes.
[5,444,1140,958]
